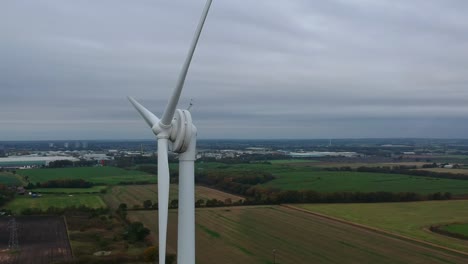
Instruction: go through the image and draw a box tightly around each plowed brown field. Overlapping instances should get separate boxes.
[0,216,72,264]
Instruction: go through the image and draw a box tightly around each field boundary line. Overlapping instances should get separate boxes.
[63,215,75,259]
[282,204,468,258]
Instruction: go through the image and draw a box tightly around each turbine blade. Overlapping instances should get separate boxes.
[157,138,170,264]
[127,96,160,127]
[160,0,212,126]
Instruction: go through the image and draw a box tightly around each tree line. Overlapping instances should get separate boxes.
[28,179,94,188]
[48,159,97,168]
[241,189,452,204]
[195,170,275,196]
[324,165,468,180]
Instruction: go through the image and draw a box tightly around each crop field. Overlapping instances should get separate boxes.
[262,170,468,194]
[0,216,72,264]
[5,194,106,214]
[102,184,244,209]
[17,167,156,185]
[128,206,467,264]
[0,172,22,186]
[298,200,468,252]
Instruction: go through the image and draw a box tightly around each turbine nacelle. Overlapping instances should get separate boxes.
[145,108,195,153]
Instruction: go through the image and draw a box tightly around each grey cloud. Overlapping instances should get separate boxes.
[1,0,468,140]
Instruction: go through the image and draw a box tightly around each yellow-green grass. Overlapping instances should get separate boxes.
[441,224,468,237]
[297,201,468,252]
[128,206,467,264]
[102,184,244,209]
[0,172,23,186]
[18,167,155,185]
[32,186,107,194]
[262,170,468,194]
[5,194,106,214]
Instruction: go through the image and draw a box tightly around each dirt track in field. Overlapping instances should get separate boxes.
[129,205,468,264]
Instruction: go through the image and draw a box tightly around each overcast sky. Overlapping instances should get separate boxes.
[1,0,468,140]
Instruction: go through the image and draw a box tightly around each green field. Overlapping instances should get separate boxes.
[18,167,156,185]
[0,172,22,186]
[441,223,468,237]
[5,194,106,214]
[298,200,468,252]
[32,186,107,194]
[194,161,468,194]
[129,206,467,264]
[262,170,468,194]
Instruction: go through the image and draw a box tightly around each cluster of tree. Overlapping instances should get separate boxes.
[195,170,275,196]
[114,155,164,168]
[0,185,15,207]
[131,190,452,210]
[135,164,157,175]
[325,166,468,180]
[142,246,176,264]
[198,198,243,207]
[48,160,74,168]
[116,203,128,219]
[118,181,152,185]
[31,179,93,188]
[242,189,452,204]
[21,206,109,215]
[197,154,287,164]
[123,221,150,243]
[48,159,97,168]
[422,163,438,168]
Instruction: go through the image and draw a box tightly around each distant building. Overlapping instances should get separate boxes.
[0,156,79,169]
[17,187,26,195]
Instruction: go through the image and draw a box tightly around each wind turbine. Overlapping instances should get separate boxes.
[127,0,212,263]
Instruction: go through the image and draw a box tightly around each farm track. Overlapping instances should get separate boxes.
[129,205,468,264]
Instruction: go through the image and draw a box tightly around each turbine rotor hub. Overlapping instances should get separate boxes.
[169,109,193,153]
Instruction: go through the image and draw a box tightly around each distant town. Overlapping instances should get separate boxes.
[1,138,468,170]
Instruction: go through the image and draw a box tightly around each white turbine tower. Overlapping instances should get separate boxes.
[127,1,212,263]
